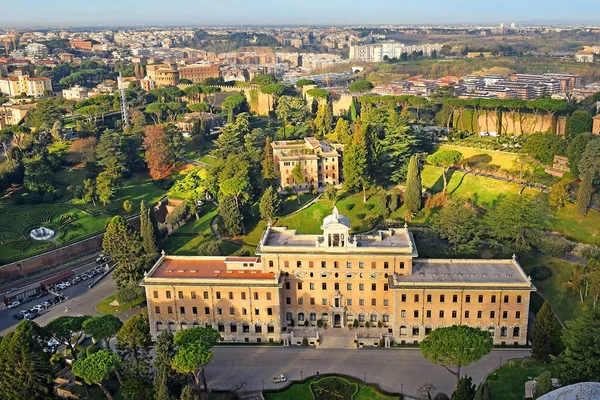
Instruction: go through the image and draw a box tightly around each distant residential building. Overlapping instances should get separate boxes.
[575,53,595,63]
[146,62,179,87]
[62,85,89,101]
[141,76,155,91]
[0,74,52,97]
[25,43,49,59]
[0,103,36,126]
[60,53,74,62]
[69,40,93,51]
[9,49,25,59]
[179,64,221,84]
[176,112,224,134]
[467,52,494,58]
[593,114,600,135]
[272,137,342,190]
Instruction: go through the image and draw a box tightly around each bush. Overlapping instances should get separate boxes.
[356,213,366,220]
[197,241,222,256]
[86,344,100,357]
[531,265,553,281]
[377,321,382,328]
[304,320,309,327]
[344,203,355,211]
[365,321,370,328]
[425,192,450,209]
[316,319,323,328]
[302,337,308,346]
[353,319,359,328]
[535,233,575,257]
[365,203,375,210]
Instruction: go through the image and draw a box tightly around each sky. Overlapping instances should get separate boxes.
[2,0,599,28]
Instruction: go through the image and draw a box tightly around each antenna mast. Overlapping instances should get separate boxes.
[118,72,129,128]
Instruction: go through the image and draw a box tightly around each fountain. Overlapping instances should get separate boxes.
[29,227,55,241]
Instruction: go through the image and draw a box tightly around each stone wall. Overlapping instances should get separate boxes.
[453,110,567,135]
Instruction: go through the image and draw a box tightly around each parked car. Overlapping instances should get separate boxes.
[32,304,44,312]
[24,311,38,320]
[41,301,52,308]
[12,313,24,320]
[7,301,20,309]
[273,375,287,383]
[35,291,48,299]
[20,309,29,315]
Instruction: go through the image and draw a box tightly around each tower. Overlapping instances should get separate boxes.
[117,72,129,128]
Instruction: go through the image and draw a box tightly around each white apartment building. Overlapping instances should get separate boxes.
[0,75,52,98]
[349,42,442,62]
[25,43,49,59]
[62,85,89,101]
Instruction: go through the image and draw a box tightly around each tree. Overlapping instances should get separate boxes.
[531,301,562,363]
[83,315,124,348]
[290,162,304,202]
[577,172,593,216]
[432,200,481,255]
[567,133,592,178]
[180,385,198,400]
[251,74,276,86]
[172,328,221,394]
[262,136,278,187]
[343,123,371,202]
[24,99,60,129]
[140,200,159,260]
[23,152,54,195]
[314,102,333,139]
[381,113,418,183]
[324,184,338,206]
[473,381,492,400]
[405,155,422,213]
[83,178,97,205]
[154,331,179,400]
[166,201,190,228]
[0,320,55,400]
[197,241,222,256]
[348,79,374,93]
[212,113,249,158]
[420,325,493,384]
[50,120,64,142]
[548,180,572,209]
[451,377,476,400]
[276,96,308,138]
[566,110,592,139]
[219,176,250,215]
[485,194,546,251]
[417,382,437,400]
[115,280,145,308]
[522,133,566,165]
[259,186,280,225]
[535,371,553,398]
[72,350,121,400]
[144,125,175,180]
[71,137,97,166]
[103,216,145,287]
[427,150,463,193]
[46,315,91,361]
[296,79,316,88]
[123,199,134,213]
[218,196,244,237]
[116,314,153,400]
[556,306,600,384]
[221,93,248,117]
[328,118,352,145]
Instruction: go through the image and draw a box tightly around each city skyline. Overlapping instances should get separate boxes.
[2,0,599,28]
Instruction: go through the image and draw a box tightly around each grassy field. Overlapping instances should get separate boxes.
[438,144,519,170]
[264,376,400,400]
[486,359,552,400]
[550,204,600,245]
[95,294,144,314]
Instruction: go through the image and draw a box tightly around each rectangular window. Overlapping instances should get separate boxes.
[334,261,339,269]
[255,308,260,316]
[309,283,314,290]
[465,295,471,303]
[218,324,225,332]
[322,298,327,305]
[426,310,431,318]
[242,308,247,315]
[440,295,445,303]
[297,261,302,268]
[383,299,388,306]
[452,310,457,318]
[452,294,458,303]
[205,307,210,315]
[465,311,470,318]
[347,298,353,306]
[228,292,233,300]
[166,291,171,299]
[321,261,326,268]
[478,295,483,303]
[359,299,364,306]
[384,284,389,291]
[516,311,521,319]
[155,306,160,314]
[371,299,376,306]
[229,307,235,315]
[191,291,196,300]
[167,306,173,314]
[517,295,522,304]
[490,311,495,318]
[298,282,303,290]
[255,325,262,333]
[503,311,508,319]
[427,294,432,303]
[401,294,406,302]
[414,310,419,318]
[414,294,419,302]
[401,310,406,318]
[267,292,272,301]
[491,295,496,303]
[309,261,314,268]
[286,297,291,305]
[504,295,509,303]
[347,262,352,269]
[477,311,482,319]
[203,291,209,299]
[439,310,445,318]
[400,262,405,269]
[267,308,273,315]
[322,283,327,290]
[153,291,158,299]
[335,283,339,290]
[269,260,274,268]
[371,261,377,269]
[298,298,303,305]
[178,291,184,299]
[284,261,289,268]
[310,297,315,305]
[384,262,389,269]
[347,283,352,290]
[359,262,364,269]
[179,306,185,314]
[241,292,246,300]
[359,283,364,291]
[216,292,221,300]
[285,282,290,290]
[372,283,377,291]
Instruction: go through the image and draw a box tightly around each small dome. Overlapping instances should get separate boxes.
[321,206,350,229]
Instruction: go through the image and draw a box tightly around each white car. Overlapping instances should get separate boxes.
[41,301,52,308]
[7,301,20,309]
[273,374,287,383]
[32,304,45,312]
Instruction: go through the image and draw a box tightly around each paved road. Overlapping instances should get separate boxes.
[0,267,117,335]
[206,347,531,397]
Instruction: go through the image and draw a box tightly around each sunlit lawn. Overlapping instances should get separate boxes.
[550,203,600,245]
[439,144,519,170]
[264,376,400,400]
[486,359,552,400]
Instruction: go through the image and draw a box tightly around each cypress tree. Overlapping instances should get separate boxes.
[153,331,179,400]
[473,381,492,400]
[535,371,553,398]
[405,155,422,213]
[577,172,593,216]
[261,136,278,187]
[451,376,475,400]
[531,301,563,362]
[140,200,159,262]
[259,186,280,225]
[342,119,371,202]
[218,196,244,237]
[180,385,198,400]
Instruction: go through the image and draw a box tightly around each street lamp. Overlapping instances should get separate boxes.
[364,372,366,385]
[500,357,503,368]
[300,370,303,380]
[401,383,404,394]
[262,380,264,391]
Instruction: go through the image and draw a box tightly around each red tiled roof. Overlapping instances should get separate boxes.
[150,257,275,280]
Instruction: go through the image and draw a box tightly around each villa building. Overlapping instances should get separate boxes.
[271,137,342,190]
[142,208,535,347]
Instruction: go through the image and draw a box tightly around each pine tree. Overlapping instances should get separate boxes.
[381,110,419,183]
[342,119,371,202]
[116,314,153,400]
[577,172,593,216]
[314,102,333,139]
[218,196,244,237]
[140,200,159,262]
[291,162,304,202]
[103,216,145,288]
[473,381,492,400]
[329,118,352,145]
[531,301,563,362]
[349,97,358,122]
[405,155,422,213]
[259,186,280,225]
[451,376,475,400]
[261,136,278,187]
[153,331,179,400]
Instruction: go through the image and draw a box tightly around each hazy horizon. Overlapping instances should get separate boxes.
[2,0,599,29]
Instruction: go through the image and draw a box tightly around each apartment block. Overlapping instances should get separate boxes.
[179,64,221,84]
[142,208,535,346]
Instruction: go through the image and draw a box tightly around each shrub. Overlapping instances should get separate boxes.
[86,344,100,357]
[123,200,134,213]
[316,319,323,328]
[344,203,355,211]
[365,215,380,228]
[197,241,222,256]
[531,265,553,281]
[365,203,375,210]
[365,321,370,328]
[356,213,366,220]
[425,192,450,209]
[535,233,575,257]
[353,319,359,328]
[304,320,309,327]
[377,321,382,328]
[302,337,308,346]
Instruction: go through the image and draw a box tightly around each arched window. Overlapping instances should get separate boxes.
[298,312,305,322]
[513,327,520,337]
[399,325,407,336]
[321,313,329,322]
[286,312,293,321]
[310,313,316,322]
[358,313,365,322]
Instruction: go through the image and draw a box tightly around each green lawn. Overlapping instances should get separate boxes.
[95,294,144,314]
[438,144,519,170]
[550,204,600,245]
[279,193,316,216]
[486,359,552,400]
[264,376,400,400]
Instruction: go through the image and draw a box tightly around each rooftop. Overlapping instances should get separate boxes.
[392,258,534,288]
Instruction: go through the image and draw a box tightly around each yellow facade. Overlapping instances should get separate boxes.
[142,209,534,346]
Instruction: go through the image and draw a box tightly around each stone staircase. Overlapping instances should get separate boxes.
[318,328,355,349]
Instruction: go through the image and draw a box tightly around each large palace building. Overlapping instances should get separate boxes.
[142,208,535,346]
